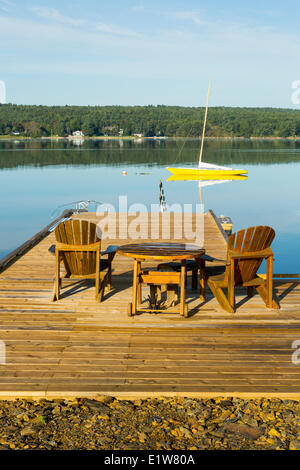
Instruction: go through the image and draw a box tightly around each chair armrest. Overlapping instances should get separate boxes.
[56,241,101,252]
[202,254,227,264]
[228,247,273,260]
[101,245,119,256]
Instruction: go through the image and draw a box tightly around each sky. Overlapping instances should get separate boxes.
[0,0,300,107]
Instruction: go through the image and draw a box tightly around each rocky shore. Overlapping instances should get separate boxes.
[0,397,299,450]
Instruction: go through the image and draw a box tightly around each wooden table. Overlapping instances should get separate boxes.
[117,243,205,317]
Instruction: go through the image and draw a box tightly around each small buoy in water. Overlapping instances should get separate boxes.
[122,171,127,175]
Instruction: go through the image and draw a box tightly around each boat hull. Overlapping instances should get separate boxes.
[167,167,248,177]
[167,174,247,182]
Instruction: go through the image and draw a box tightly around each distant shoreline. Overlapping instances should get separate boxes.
[1,135,300,141]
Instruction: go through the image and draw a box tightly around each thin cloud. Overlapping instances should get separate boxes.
[0,0,14,5]
[96,22,141,37]
[30,6,83,26]
[0,0,14,11]
[132,5,144,12]
[173,11,206,26]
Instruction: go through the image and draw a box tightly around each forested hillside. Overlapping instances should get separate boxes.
[0,104,300,138]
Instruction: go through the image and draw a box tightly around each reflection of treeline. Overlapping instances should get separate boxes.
[1,139,300,169]
[1,104,300,138]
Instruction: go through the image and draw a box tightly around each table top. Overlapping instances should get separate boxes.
[117,242,205,260]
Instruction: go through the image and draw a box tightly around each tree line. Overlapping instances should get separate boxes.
[1,104,300,138]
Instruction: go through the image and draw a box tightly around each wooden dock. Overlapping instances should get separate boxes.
[0,211,300,399]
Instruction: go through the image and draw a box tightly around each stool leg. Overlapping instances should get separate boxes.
[180,260,186,316]
[132,259,138,314]
[166,284,177,307]
[149,285,156,308]
[156,285,162,302]
[192,267,198,290]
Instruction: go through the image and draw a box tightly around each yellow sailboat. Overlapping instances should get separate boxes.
[167,171,247,181]
[167,163,247,180]
[166,78,247,179]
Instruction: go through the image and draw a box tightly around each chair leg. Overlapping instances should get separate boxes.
[266,255,273,308]
[52,250,61,301]
[247,286,254,297]
[256,255,279,309]
[255,284,279,309]
[208,280,234,313]
[228,258,235,311]
[95,249,100,300]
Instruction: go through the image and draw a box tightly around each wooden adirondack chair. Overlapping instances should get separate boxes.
[206,225,279,313]
[51,219,116,302]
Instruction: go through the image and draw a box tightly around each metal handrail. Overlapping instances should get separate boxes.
[0,209,74,273]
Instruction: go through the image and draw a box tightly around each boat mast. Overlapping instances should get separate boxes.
[199,77,212,166]
[198,77,212,217]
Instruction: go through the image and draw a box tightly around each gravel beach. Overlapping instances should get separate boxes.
[0,396,299,450]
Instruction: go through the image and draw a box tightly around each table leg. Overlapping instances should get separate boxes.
[198,258,206,302]
[132,259,138,314]
[180,260,186,316]
[137,261,142,305]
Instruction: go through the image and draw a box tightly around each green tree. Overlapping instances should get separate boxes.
[24,121,41,137]
[54,121,66,136]
[82,119,96,136]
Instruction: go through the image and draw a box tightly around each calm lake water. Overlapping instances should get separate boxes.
[0,138,300,273]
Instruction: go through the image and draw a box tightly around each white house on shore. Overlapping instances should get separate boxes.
[72,130,84,137]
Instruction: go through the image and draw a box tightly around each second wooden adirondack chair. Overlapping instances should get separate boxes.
[51,219,116,302]
[206,225,279,313]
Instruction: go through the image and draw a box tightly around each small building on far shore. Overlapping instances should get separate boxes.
[71,130,84,137]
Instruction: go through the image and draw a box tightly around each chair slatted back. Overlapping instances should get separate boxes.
[55,220,100,276]
[225,226,275,284]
